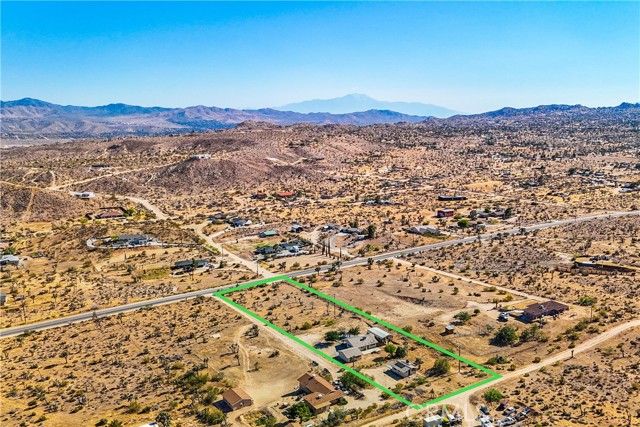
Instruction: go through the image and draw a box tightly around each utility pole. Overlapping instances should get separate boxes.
[458,343,461,373]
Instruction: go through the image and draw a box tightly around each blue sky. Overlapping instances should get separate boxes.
[2,1,638,113]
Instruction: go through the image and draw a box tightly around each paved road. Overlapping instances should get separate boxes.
[1,210,637,339]
[288,210,640,277]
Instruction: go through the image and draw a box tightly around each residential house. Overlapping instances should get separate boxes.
[114,234,151,247]
[276,191,295,198]
[231,218,251,228]
[95,209,126,220]
[423,415,443,427]
[259,230,278,238]
[171,259,208,272]
[344,333,379,351]
[388,360,418,378]
[297,372,335,395]
[192,154,211,160]
[221,387,253,411]
[438,195,467,202]
[72,191,96,199]
[303,390,344,414]
[436,209,455,218]
[408,225,440,236]
[522,301,569,322]
[0,255,20,266]
[337,347,363,363]
[291,225,304,233]
[297,373,344,414]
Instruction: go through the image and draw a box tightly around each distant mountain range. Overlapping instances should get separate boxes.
[275,93,460,117]
[0,98,428,140]
[1,97,638,140]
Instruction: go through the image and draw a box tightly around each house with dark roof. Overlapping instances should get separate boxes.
[437,209,455,218]
[388,360,418,378]
[522,301,569,322]
[171,259,209,272]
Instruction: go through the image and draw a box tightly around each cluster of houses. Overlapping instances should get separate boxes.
[255,240,311,259]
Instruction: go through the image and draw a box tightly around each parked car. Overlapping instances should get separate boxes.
[480,405,491,415]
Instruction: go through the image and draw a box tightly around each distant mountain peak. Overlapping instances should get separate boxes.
[275,94,461,118]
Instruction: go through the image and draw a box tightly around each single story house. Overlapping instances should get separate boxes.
[0,255,20,266]
[522,301,569,322]
[95,209,126,220]
[231,218,251,228]
[276,191,295,198]
[423,415,443,427]
[72,191,96,199]
[221,387,253,411]
[291,225,304,233]
[115,234,151,247]
[367,327,392,343]
[171,259,208,271]
[344,333,379,351]
[438,195,467,201]
[303,390,344,414]
[437,209,455,218]
[337,347,363,363]
[297,372,335,395]
[259,230,278,238]
[408,225,440,236]
[389,360,418,378]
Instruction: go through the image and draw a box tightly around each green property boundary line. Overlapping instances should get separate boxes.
[214,275,501,410]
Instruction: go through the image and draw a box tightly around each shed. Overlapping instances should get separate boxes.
[444,325,455,335]
[367,327,391,343]
[221,387,253,411]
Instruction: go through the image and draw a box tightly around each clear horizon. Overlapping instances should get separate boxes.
[2,1,639,113]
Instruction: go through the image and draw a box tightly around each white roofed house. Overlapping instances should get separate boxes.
[71,191,96,199]
[367,327,392,343]
[337,347,363,363]
[408,225,440,235]
[343,333,379,351]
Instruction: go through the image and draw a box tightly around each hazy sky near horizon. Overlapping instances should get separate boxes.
[2,1,638,113]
